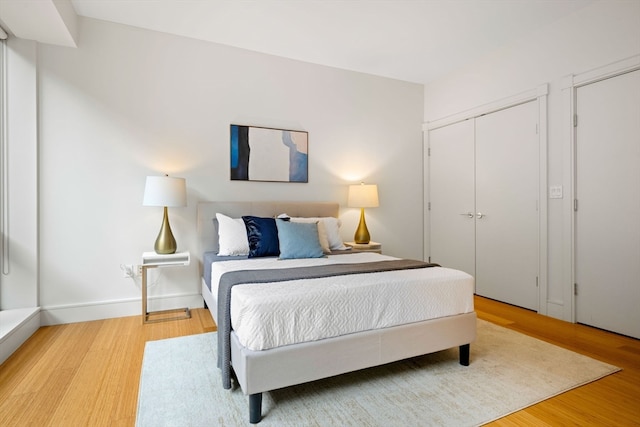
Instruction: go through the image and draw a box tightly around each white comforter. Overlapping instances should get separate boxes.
[211,253,474,351]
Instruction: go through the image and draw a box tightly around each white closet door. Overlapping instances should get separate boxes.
[428,119,475,276]
[575,69,640,339]
[475,101,540,311]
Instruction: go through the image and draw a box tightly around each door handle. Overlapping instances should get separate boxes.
[477,212,485,219]
[459,212,474,218]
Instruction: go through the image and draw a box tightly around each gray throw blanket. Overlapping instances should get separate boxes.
[217,259,439,389]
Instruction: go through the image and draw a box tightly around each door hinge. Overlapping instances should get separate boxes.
[574,283,578,296]
[574,199,578,212]
[536,123,539,134]
[573,114,578,127]
[536,276,539,287]
[428,202,431,211]
[428,147,431,157]
[428,256,431,263]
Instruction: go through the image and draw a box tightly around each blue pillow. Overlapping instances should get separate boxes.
[242,216,280,258]
[276,219,324,259]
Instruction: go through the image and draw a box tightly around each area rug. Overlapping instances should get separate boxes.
[136,319,619,426]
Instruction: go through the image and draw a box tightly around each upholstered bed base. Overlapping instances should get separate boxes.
[197,202,477,423]
[203,279,475,423]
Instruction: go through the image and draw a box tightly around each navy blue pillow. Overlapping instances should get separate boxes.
[242,216,280,258]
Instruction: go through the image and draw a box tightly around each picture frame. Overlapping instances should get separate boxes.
[230,124,308,183]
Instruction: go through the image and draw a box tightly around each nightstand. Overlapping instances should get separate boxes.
[344,241,382,254]
[141,251,191,324]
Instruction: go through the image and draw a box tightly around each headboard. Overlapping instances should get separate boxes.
[196,201,340,269]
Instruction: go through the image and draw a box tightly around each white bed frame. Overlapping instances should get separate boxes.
[197,201,477,424]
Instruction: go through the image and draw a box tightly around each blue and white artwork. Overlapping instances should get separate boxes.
[230,125,308,182]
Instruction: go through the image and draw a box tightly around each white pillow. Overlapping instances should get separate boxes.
[291,216,347,251]
[216,213,249,256]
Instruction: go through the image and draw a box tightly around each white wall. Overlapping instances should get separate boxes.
[36,17,424,324]
[423,0,640,320]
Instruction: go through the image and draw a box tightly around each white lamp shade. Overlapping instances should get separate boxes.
[348,183,379,208]
[143,176,187,207]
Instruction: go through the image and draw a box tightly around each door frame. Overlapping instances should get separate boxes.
[568,54,640,324]
[423,84,549,314]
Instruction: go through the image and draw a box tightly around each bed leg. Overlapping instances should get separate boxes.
[459,343,470,366]
[249,393,262,424]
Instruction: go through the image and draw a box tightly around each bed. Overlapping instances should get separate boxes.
[197,201,476,424]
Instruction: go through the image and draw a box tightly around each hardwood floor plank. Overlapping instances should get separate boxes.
[112,325,147,424]
[50,345,116,424]
[0,299,638,426]
[0,326,62,402]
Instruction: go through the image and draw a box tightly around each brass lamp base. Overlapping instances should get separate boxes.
[354,208,371,244]
[154,207,177,254]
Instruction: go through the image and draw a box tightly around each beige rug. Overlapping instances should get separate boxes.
[136,319,619,426]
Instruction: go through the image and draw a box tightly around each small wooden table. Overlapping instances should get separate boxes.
[141,251,191,324]
[344,241,382,254]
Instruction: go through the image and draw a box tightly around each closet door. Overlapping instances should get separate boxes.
[428,119,475,276]
[575,69,640,339]
[475,101,540,311]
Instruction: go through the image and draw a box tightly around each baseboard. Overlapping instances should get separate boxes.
[40,293,204,326]
[0,307,41,365]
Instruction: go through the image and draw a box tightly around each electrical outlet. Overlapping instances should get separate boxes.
[549,185,563,199]
[137,265,143,276]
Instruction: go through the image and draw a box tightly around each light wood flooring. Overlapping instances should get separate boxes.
[0,296,638,426]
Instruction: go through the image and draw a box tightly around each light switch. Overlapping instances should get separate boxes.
[549,185,563,199]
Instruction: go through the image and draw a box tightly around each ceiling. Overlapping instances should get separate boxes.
[3,0,596,84]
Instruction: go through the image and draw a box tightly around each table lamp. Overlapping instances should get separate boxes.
[347,183,379,244]
[143,175,187,254]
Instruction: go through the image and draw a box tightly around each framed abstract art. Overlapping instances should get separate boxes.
[230,125,308,183]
